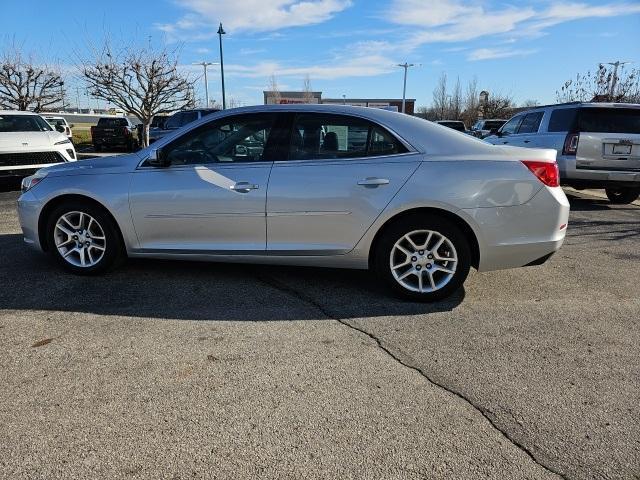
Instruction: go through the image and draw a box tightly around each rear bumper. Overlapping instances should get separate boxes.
[463,186,570,272]
[557,155,640,188]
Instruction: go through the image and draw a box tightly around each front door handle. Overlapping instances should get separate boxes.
[230,182,259,193]
[523,140,531,144]
[358,177,390,187]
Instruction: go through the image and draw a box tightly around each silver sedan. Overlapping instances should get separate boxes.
[17,105,569,301]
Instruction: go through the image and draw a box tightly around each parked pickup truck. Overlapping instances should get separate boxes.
[91,117,139,152]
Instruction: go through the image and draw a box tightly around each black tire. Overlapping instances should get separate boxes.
[45,200,124,275]
[373,214,471,302]
[605,187,640,204]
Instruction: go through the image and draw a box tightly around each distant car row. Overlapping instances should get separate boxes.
[435,118,508,138]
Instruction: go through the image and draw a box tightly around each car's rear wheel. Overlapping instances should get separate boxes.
[373,215,471,301]
[46,201,123,275]
[605,187,640,204]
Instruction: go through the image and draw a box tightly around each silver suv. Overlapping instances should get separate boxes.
[485,103,640,204]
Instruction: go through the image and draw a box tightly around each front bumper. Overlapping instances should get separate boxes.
[17,189,43,251]
[464,186,570,272]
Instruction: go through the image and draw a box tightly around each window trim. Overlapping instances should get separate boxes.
[284,112,411,163]
[138,112,283,169]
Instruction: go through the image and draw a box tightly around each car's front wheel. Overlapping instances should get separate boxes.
[373,215,471,302]
[605,187,640,204]
[46,201,123,275]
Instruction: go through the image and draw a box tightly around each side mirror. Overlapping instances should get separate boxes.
[147,148,170,168]
[70,124,75,128]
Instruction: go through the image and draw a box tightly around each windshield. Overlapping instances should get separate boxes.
[0,114,53,132]
[484,120,505,130]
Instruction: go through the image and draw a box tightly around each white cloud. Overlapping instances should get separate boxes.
[224,53,397,80]
[158,0,352,39]
[467,47,538,61]
[387,0,640,45]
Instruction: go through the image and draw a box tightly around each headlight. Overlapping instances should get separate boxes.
[21,171,48,193]
[55,138,71,145]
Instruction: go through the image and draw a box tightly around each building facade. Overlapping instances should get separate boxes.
[263,91,416,115]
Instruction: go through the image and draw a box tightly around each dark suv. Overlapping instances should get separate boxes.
[149,109,219,144]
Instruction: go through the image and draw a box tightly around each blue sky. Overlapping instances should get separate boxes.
[2,0,639,108]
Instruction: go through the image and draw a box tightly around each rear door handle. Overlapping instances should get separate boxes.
[523,140,531,144]
[358,177,390,187]
[230,182,259,193]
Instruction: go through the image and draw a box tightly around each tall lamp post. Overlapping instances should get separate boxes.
[217,23,227,109]
[397,62,415,113]
[192,61,218,107]
[603,61,631,99]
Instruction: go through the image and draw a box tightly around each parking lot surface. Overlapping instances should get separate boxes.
[0,188,638,479]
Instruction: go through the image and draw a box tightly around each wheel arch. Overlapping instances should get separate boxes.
[38,194,126,253]
[368,207,480,270]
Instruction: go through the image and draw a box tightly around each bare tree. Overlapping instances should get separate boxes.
[450,76,462,121]
[521,99,540,108]
[556,64,640,103]
[483,93,516,119]
[80,40,195,146]
[0,44,64,112]
[302,74,315,103]
[267,74,281,104]
[461,77,479,127]
[432,72,448,120]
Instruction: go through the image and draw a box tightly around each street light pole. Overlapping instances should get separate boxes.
[605,61,631,99]
[397,62,414,113]
[217,23,227,109]
[192,61,218,107]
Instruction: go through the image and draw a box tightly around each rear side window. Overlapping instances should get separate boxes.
[517,112,544,134]
[578,108,640,134]
[289,114,407,160]
[548,108,578,132]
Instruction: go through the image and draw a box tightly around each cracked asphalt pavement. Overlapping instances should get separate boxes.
[0,187,638,479]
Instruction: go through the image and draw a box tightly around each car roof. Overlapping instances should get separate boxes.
[153,104,502,157]
[0,110,45,116]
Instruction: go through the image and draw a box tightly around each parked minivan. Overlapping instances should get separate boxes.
[485,103,640,204]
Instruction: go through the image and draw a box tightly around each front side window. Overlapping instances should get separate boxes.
[165,113,183,129]
[500,115,523,135]
[517,112,544,134]
[163,113,277,165]
[289,113,407,160]
[0,114,52,132]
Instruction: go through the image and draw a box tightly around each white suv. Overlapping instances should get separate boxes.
[485,103,640,204]
[0,111,76,182]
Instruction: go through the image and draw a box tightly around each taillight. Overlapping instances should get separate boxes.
[65,127,71,135]
[562,132,579,156]
[521,160,560,187]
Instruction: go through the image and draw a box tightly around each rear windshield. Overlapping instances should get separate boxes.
[0,114,52,132]
[97,118,128,127]
[578,108,640,134]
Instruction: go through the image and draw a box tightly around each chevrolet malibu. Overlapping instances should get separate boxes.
[17,105,569,301]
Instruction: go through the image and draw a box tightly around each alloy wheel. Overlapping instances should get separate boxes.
[389,229,458,293]
[53,211,107,268]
